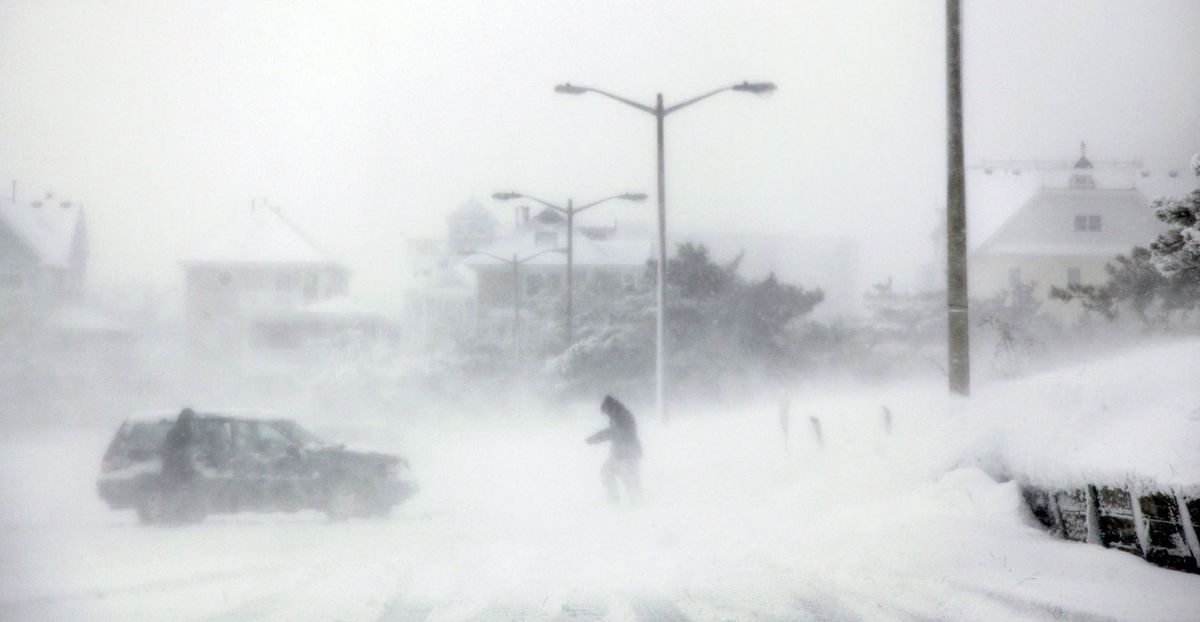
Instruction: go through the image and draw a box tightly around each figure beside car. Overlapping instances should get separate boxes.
[97,409,418,525]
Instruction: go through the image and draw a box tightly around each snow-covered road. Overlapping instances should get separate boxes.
[2,384,1198,621]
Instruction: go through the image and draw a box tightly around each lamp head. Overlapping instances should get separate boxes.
[732,81,777,95]
[555,83,587,95]
[492,192,522,201]
[620,193,648,202]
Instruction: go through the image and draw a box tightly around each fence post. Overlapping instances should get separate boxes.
[809,416,823,451]
[1177,492,1200,565]
[779,398,790,453]
[1085,485,1103,546]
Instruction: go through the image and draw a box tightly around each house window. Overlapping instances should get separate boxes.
[303,272,319,301]
[1008,266,1022,288]
[276,272,297,291]
[1067,267,1082,286]
[1070,174,1096,189]
[251,322,300,350]
[1075,214,1101,232]
[243,271,269,291]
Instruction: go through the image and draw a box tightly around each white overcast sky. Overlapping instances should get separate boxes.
[1,0,1197,308]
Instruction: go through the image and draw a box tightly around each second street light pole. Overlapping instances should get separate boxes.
[555,80,776,422]
[513,253,521,365]
[492,191,646,347]
[478,248,565,366]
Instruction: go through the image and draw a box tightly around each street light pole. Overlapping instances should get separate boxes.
[654,93,667,422]
[478,248,566,366]
[492,191,645,347]
[555,80,776,422]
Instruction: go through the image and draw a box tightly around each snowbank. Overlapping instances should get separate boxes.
[974,338,1200,492]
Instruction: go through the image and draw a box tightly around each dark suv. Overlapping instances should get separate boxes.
[97,412,418,524]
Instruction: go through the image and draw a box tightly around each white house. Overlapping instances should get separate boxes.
[0,191,87,324]
[970,145,1171,318]
[180,205,385,369]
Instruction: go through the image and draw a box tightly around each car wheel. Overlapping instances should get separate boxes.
[326,485,359,521]
[137,488,168,525]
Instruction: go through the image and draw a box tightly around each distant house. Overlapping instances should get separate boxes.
[0,190,140,386]
[180,206,385,367]
[402,199,500,349]
[971,145,1169,318]
[0,191,87,324]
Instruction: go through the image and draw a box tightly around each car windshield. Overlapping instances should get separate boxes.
[269,421,325,448]
[122,421,172,454]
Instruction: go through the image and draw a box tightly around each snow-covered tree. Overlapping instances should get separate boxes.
[552,242,823,400]
[1051,157,1200,327]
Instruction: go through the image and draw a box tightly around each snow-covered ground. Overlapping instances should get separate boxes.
[2,341,1199,621]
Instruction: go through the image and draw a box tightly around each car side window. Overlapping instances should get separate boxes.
[231,421,257,457]
[252,422,294,457]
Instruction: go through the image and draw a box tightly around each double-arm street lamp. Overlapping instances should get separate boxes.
[477,248,566,365]
[554,80,777,421]
[492,191,647,346]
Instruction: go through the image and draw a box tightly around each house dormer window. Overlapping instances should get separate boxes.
[1074,214,1101,232]
[1069,173,1095,189]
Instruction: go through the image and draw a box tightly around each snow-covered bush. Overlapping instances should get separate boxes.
[550,243,824,402]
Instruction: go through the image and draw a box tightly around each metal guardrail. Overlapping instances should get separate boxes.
[1020,483,1200,574]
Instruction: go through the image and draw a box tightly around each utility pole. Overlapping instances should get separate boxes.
[946,0,970,396]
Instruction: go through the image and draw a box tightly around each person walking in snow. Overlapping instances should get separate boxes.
[586,395,642,504]
[162,407,200,485]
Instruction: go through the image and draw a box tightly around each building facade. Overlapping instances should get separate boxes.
[970,145,1169,318]
[180,206,381,370]
[0,191,87,325]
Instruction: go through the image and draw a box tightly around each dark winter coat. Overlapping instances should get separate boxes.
[162,411,199,482]
[587,397,642,460]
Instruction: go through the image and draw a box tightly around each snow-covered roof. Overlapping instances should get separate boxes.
[974,187,1167,257]
[0,193,84,267]
[181,207,341,267]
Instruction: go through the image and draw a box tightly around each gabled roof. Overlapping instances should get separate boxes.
[974,187,1167,257]
[0,193,84,267]
[182,207,341,267]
